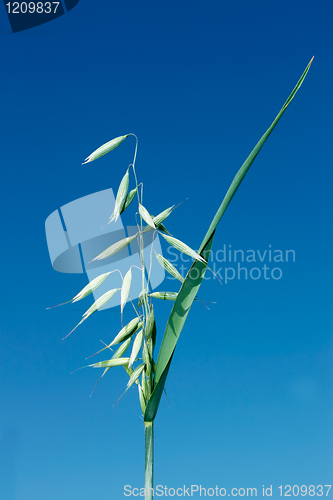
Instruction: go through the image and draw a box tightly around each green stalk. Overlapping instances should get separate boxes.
[130,134,150,320]
[145,422,154,500]
[130,132,154,498]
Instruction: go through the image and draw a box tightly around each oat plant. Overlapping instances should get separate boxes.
[50,58,313,499]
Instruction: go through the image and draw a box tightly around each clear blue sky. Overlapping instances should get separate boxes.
[0,1,332,499]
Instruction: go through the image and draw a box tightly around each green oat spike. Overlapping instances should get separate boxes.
[129,329,143,368]
[153,252,208,307]
[46,272,113,309]
[141,371,148,398]
[111,336,133,359]
[146,215,170,235]
[127,364,145,390]
[90,234,138,262]
[153,206,175,226]
[160,233,207,264]
[72,272,114,302]
[155,222,170,234]
[143,339,153,376]
[149,291,203,304]
[80,356,131,397]
[90,319,142,357]
[123,364,139,383]
[86,333,133,361]
[146,372,152,398]
[63,288,119,340]
[142,339,150,365]
[154,252,184,282]
[144,304,156,341]
[110,318,142,346]
[149,291,178,301]
[139,204,156,228]
[88,357,130,368]
[107,187,138,225]
[114,362,147,406]
[121,269,132,317]
[90,337,135,396]
[142,346,151,380]
[82,134,130,164]
[123,187,138,211]
[137,290,147,309]
[145,365,151,380]
[138,385,146,414]
[110,169,130,223]
[148,340,154,361]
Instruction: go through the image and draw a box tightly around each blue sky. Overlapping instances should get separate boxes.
[0,1,332,499]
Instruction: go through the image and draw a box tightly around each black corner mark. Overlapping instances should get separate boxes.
[3,0,80,33]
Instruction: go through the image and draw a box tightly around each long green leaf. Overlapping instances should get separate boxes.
[144,57,313,423]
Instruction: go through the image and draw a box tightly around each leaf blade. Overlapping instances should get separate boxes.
[144,57,314,423]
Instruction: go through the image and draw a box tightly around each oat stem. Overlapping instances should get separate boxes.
[145,422,154,500]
